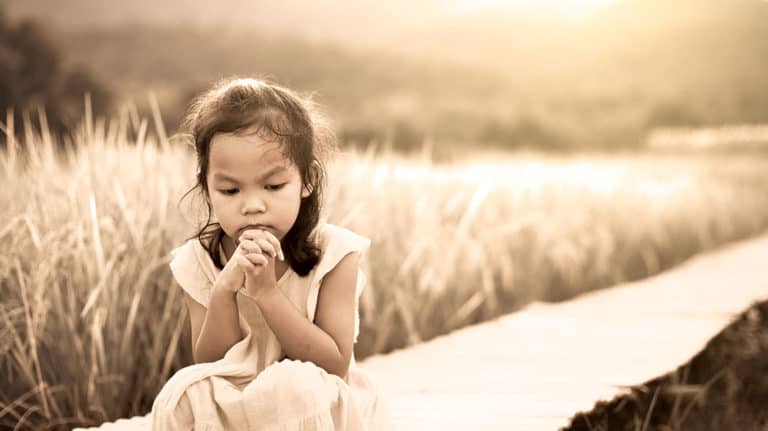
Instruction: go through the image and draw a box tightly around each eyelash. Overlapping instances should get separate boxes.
[265,183,287,191]
[219,184,286,195]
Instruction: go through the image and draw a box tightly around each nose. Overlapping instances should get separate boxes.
[240,192,266,215]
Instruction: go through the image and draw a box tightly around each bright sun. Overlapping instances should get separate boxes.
[445,0,621,17]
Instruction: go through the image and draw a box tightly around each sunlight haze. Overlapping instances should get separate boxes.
[444,0,621,17]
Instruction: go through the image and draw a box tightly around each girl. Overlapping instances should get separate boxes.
[151,78,388,430]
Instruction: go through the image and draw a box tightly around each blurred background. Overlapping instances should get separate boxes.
[4,0,768,156]
[2,1,768,429]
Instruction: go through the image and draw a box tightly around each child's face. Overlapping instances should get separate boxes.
[206,131,310,245]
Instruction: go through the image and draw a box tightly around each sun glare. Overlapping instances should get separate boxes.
[445,0,621,17]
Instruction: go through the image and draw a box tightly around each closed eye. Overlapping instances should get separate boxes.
[265,183,287,191]
[219,188,239,196]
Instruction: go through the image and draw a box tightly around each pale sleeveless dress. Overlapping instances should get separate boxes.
[150,223,388,430]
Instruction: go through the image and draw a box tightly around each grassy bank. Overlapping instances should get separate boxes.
[563,298,768,431]
[2,120,768,428]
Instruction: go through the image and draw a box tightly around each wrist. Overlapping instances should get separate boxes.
[213,279,241,296]
[244,285,280,306]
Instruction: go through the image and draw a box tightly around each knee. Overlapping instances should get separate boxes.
[253,359,337,406]
[260,359,327,388]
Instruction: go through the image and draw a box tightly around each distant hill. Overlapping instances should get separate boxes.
[49,24,509,133]
[6,0,768,152]
[6,0,437,44]
[8,0,768,75]
[11,0,768,103]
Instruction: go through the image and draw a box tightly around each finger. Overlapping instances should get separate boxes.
[238,239,262,255]
[240,229,283,261]
[253,238,277,259]
[239,229,266,243]
[235,254,266,274]
[235,254,252,271]
[244,252,268,267]
[260,231,284,261]
[238,239,274,263]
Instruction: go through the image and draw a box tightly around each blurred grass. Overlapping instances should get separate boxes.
[341,151,768,356]
[2,111,768,429]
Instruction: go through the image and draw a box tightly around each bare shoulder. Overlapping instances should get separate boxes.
[323,251,360,286]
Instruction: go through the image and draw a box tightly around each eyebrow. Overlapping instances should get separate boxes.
[212,166,288,183]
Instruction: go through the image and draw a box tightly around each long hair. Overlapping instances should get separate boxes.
[179,77,335,276]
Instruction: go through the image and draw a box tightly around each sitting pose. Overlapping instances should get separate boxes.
[151,77,388,430]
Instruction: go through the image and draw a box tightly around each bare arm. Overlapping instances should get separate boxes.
[251,253,359,378]
[186,282,245,364]
[185,245,263,364]
[185,238,268,364]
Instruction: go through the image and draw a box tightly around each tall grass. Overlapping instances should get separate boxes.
[2,109,768,429]
[335,151,768,356]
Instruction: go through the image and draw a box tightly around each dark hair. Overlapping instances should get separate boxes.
[180,77,335,276]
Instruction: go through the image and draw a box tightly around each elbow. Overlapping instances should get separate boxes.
[193,342,222,365]
[194,349,224,365]
[326,366,348,380]
[192,343,201,364]
[305,344,350,378]
[193,340,206,364]
[192,347,207,364]
[326,352,352,379]
[328,366,348,380]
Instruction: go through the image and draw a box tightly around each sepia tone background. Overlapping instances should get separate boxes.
[1,0,768,429]
[5,0,768,155]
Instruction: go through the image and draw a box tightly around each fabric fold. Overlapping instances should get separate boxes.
[151,223,387,430]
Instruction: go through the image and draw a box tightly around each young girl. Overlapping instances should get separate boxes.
[151,78,388,430]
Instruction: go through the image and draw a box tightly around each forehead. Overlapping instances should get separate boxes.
[208,132,290,173]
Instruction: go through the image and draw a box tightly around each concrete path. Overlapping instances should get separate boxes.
[75,232,768,430]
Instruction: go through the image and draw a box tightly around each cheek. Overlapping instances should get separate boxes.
[289,184,306,206]
[209,194,234,217]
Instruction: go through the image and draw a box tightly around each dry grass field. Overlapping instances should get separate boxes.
[2,112,768,429]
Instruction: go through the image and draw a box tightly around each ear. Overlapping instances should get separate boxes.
[301,161,320,198]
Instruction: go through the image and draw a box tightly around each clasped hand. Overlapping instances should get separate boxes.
[219,228,285,300]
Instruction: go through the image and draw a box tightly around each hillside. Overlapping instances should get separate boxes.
[6,0,768,152]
